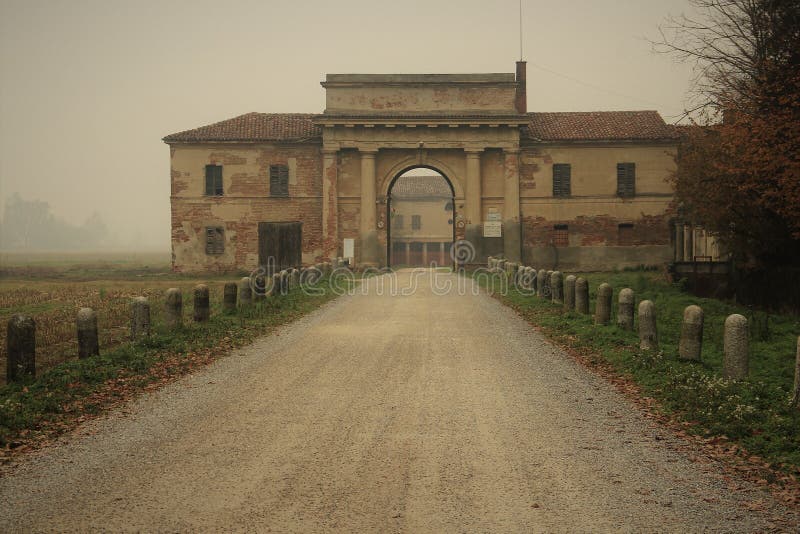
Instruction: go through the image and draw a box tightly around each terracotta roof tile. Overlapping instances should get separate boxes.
[163,110,678,143]
[526,111,677,141]
[163,112,321,143]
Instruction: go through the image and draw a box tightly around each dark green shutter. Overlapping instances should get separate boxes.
[205,165,214,195]
[553,164,571,197]
[617,163,635,198]
[270,164,289,197]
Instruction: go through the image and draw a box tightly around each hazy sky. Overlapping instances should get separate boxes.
[0,0,696,250]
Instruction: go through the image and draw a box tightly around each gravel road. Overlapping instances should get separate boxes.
[0,270,797,532]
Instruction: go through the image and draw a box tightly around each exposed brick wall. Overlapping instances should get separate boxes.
[522,213,671,248]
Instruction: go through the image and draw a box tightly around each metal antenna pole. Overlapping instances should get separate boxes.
[519,0,523,60]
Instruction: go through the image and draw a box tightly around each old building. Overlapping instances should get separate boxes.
[389,175,453,266]
[164,62,679,272]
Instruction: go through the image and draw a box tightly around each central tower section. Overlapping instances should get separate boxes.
[316,68,528,266]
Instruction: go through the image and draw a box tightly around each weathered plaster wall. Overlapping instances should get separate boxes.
[517,143,677,270]
[170,144,323,272]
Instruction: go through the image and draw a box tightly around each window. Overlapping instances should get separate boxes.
[617,162,635,198]
[618,223,634,245]
[394,214,404,229]
[205,226,224,255]
[553,224,569,247]
[205,165,223,196]
[411,215,421,230]
[552,163,571,197]
[270,164,289,197]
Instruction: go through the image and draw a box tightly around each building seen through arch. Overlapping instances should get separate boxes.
[389,172,454,267]
[164,62,680,273]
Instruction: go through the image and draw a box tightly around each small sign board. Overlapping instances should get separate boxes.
[483,221,502,238]
[486,212,502,222]
[343,238,355,260]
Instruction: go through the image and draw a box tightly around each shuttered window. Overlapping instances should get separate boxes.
[552,164,571,197]
[205,165,223,196]
[394,214,404,229]
[205,226,224,254]
[270,164,289,197]
[617,162,635,198]
[412,215,421,230]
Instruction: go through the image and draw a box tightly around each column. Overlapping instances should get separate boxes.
[422,242,428,266]
[683,224,694,262]
[464,149,483,264]
[674,221,684,262]
[405,242,410,265]
[359,149,379,266]
[322,148,339,260]
[503,148,522,262]
[440,241,445,265]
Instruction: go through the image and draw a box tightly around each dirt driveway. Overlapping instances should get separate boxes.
[0,270,796,532]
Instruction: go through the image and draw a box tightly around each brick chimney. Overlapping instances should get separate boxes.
[515,61,527,114]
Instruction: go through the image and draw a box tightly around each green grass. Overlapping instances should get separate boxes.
[0,277,344,449]
[475,269,800,471]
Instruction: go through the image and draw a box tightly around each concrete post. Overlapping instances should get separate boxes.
[7,314,35,382]
[679,305,704,361]
[617,288,635,330]
[193,284,210,322]
[280,270,290,295]
[238,277,252,306]
[131,297,150,340]
[564,275,576,311]
[550,271,563,305]
[359,149,379,266]
[164,288,182,329]
[254,274,267,301]
[269,273,281,297]
[537,269,547,297]
[638,300,658,350]
[76,307,99,359]
[723,314,749,379]
[595,283,612,325]
[545,270,553,298]
[502,148,521,262]
[575,277,589,315]
[223,282,237,313]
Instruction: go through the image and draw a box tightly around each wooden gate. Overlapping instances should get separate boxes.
[258,222,302,274]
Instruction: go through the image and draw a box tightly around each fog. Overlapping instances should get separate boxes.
[0,0,695,251]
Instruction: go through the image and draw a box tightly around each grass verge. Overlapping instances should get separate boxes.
[474,270,800,484]
[0,279,342,462]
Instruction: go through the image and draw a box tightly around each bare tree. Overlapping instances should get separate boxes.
[653,0,800,121]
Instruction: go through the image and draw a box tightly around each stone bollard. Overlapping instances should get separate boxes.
[679,305,704,361]
[254,274,267,301]
[238,277,252,306]
[7,314,35,382]
[638,300,658,350]
[76,307,99,359]
[525,267,536,291]
[595,283,612,325]
[575,277,589,314]
[723,314,749,379]
[223,282,238,313]
[270,273,281,297]
[164,288,182,329]
[545,271,553,297]
[551,271,564,305]
[193,284,210,322]
[131,296,150,340]
[291,268,300,287]
[793,337,800,407]
[617,288,635,330]
[280,270,290,295]
[537,269,547,297]
[564,275,576,311]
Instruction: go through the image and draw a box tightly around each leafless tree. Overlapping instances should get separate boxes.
[652,0,800,121]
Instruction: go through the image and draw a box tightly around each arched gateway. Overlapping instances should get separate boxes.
[165,62,679,273]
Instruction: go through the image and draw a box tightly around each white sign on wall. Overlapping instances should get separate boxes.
[343,238,355,260]
[483,221,502,238]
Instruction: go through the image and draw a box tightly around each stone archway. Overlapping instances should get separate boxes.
[385,166,456,267]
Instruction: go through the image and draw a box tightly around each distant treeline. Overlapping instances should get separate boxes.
[1,193,109,250]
